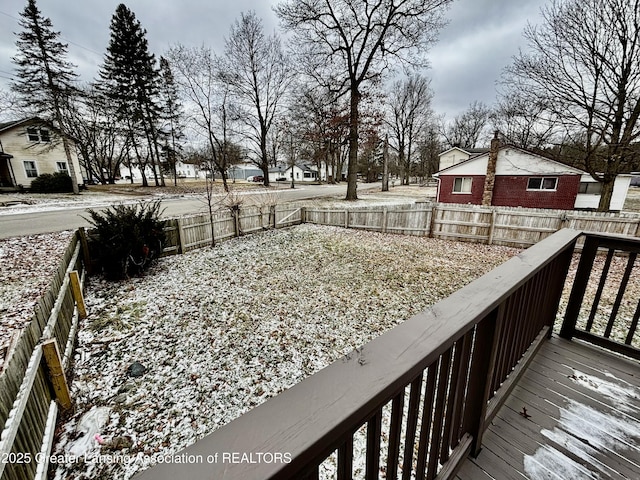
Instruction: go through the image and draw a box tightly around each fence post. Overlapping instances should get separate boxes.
[77,227,92,274]
[42,339,72,410]
[382,208,388,233]
[69,271,87,319]
[271,205,277,229]
[233,207,241,237]
[429,204,437,238]
[177,218,186,254]
[345,210,349,229]
[487,209,496,245]
[301,207,306,224]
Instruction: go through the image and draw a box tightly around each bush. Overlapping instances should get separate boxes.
[30,172,74,193]
[86,201,166,280]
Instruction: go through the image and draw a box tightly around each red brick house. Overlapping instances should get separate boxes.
[434,134,630,211]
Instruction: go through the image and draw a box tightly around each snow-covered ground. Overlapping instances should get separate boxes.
[0,230,75,369]
[50,225,520,479]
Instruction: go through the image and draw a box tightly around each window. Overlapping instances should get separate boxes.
[453,177,472,193]
[56,161,69,175]
[527,177,557,191]
[578,182,602,194]
[26,127,51,142]
[24,161,38,178]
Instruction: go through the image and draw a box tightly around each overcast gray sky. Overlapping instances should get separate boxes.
[0,0,548,120]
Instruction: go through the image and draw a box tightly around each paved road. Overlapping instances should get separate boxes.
[0,183,381,239]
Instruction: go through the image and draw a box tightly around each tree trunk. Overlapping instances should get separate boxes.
[597,178,615,211]
[345,87,360,200]
[382,135,389,192]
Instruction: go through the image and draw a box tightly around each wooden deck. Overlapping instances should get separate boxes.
[458,336,640,480]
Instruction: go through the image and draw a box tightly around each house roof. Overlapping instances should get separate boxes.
[438,146,490,158]
[0,119,31,133]
[434,145,586,176]
[0,117,60,135]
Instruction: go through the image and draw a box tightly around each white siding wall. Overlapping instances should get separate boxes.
[1,125,83,188]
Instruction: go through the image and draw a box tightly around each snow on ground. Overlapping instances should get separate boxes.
[0,230,75,369]
[51,224,520,479]
[556,252,640,348]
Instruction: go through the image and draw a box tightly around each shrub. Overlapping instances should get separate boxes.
[30,172,73,193]
[86,201,166,280]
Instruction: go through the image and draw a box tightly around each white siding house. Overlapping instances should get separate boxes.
[0,118,83,190]
[574,174,631,211]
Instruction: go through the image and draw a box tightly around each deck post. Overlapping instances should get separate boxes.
[462,304,505,457]
[560,234,598,340]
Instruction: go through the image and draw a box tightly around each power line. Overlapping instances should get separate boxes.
[0,9,102,58]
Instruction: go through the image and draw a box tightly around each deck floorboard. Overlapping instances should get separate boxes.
[461,336,640,479]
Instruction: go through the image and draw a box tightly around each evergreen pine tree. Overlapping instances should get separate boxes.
[12,0,80,193]
[98,4,163,187]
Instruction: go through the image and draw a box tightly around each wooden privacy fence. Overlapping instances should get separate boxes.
[0,230,87,480]
[305,202,640,247]
[162,204,305,254]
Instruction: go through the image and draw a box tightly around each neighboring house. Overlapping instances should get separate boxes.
[434,133,631,211]
[268,163,324,183]
[438,146,490,171]
[0,118,83,191]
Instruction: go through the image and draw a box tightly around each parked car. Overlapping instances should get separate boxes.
[247,175,264,182]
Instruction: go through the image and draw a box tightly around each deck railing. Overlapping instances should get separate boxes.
[136,228,583,480]
[561,232,640,360]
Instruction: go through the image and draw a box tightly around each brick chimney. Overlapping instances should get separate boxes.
[482,131,501,206]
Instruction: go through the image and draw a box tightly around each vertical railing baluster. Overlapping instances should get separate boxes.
[440,340,464,462]
[544,244,576,337]
[426,347,452,479]
[300,465,320,480]
[586,249,614,332]
[337,434,353,480]
[626,297,640,345]
[365,410,382,480]
[504,287,524,385]
[386,391,405,480]
[463,305,504,457]
[416,363,438,478]
[604,252,637,338]
[449,330,473,451]
[401,373,423,480]
[561,235,600,339]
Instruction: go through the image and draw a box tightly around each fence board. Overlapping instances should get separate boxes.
[305,202,640,248]
[0,232,85,480]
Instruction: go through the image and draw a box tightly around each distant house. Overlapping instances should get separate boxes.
[0,118,83,191]
[438,146,489,171]
[268,163,324,183]
[434,133,631,211]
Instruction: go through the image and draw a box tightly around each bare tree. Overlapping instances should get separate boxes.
[61,85,128,184]
[167,44,234,191]
[386,74,434,185]
[503,0,640,211]
[222,11,293,187]
[440,101,492,149]
[490,93,557,151]
[276,0,453,200]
